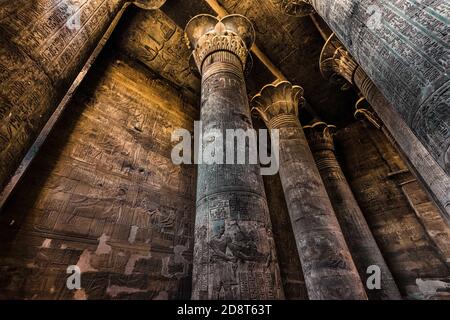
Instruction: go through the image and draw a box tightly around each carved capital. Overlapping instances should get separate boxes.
[354,98,383,129]
[132,0,166,10]
[251,81,305,129]
[303,121,336,152]
[320,33,358,90]
[270,0,315,17]
[185,14,255,74]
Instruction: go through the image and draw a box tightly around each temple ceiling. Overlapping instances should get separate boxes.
[112,0,359,126]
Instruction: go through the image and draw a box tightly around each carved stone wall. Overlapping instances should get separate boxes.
[335,121,450,299]
[0,0,129,190]
[0,53,197,299]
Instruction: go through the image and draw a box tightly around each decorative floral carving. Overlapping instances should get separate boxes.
[303,120,337,152]
[251,81,305,127]
[184,14,255,72]
[319,33,358,90]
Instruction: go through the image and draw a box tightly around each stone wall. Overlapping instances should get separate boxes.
[0,53,197,300]
[0,0,128,189]
[335,121,450,299]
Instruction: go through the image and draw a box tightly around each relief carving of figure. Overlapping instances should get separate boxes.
[209,220,236,263]
[208,220,268,263]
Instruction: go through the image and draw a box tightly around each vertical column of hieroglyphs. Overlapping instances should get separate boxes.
[252,81,367,300]
[274,0,450,175]
[185,14,284,300]
[304,121,401,300]
[0,0,127,189]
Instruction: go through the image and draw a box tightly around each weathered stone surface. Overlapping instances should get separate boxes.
[335,121,450,300]
[0,0,130,190]
[320,33,450,222]
[304,121,401,300]
[186,14,284,300]
[310,0,450,174]
[0,54,197,299]
[354,72,450,222]
[252,81,367,300]
[263,173,308,299]
[1,0,449,301]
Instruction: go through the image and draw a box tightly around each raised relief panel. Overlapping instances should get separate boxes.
[0,55,197,299]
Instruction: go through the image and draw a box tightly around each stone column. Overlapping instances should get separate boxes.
[303,121,401,300]
[0,0,167,190]
[274,0,450,176]
[251,81,367,300]
[320,33,450,222]
[185,14,284,300]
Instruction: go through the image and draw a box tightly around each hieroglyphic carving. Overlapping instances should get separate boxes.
[185,14,284,300]
[0,55,196,299]
[388,170,450,268]
[310,0,450,174]
[251,81,367,300]
[0,0,127,189]
[213,0,355,123]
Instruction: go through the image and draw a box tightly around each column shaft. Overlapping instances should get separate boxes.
[305,124,401,299]
[277,118,366,299]
[252,81,367,299]
[186,15,284,300]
